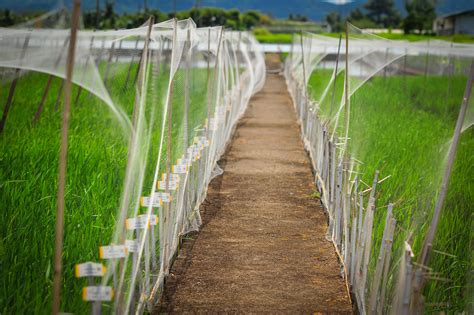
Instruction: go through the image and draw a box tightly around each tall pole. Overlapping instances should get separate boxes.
[52,0,81,314]
[300,31,308,108]
[343,21,350,156]
[0,34,30,133]
[418,61,474,270]
[95,0,100,29]
[329,34,342,116]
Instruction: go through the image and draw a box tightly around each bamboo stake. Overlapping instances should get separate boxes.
[115,16,154,314]
[103,40,116,88]
[52,1,80,313]
[343,21,350,156]
[329,34,342,117]
[414,61,474,307]
[377,218,396,314]
[163,18,178,276]
[0,33,30,133]
[33,37,69,124]
[74,35,96,106]
[300,32,308,109]
[183,29,191,149]
[54,80,65,111]
[369,203,393,314]
[123,37,140,91]
[205,28,212,137]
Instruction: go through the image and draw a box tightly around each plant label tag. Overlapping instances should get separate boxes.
[199,136,210,147]
[82,286,113,301]
[192,146,201,161]
[75,262,106,278]
[140,196,162,208]
[209,118,218,131]
[125,239,139,253]
[161,173,180,182]
[216,106,226,119]
[157,180,178,191]
[99,245,128,259]
[153,192,171,203]
[172,164,188,174]
[125,214,158,230]
[177,157,192,166]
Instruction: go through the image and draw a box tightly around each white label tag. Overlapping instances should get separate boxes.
[192,145,201,161]
[157,180,179,191]
[153,192,171,203]
[209,118,218,131]
[75,262,106,278]
[125,239,139,253]
[82,286,113,301]
[161,173,181,182]
[193,136,208,149]
[125,214,158,230]
[177,157,192,166]
[216,106,226,119]
[140,196,162,208]
[99,245,128,259]
[172,164,188,174]
[186,147,194,159]
[199,136,210,147]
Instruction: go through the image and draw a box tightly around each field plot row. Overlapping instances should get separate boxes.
[0,17,265,314]
[285,24,473,314]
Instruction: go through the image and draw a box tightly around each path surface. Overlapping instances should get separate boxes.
[156,56,353,314]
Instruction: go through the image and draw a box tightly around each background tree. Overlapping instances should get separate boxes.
[326,12,343,33]
[364,0,401,28]
[241,10,261,29]
[0,9,15,27]
[403,0,437,34]
[348,8,378,28]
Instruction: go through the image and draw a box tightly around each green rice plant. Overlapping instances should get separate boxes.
[0,59,211,314]
[308,69,472,312]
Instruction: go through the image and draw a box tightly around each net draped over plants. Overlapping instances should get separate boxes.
[285,24,474,314]
[0,17,265,314]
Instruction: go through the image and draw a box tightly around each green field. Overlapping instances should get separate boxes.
[0,60,211,314]
[308,68,473,312]
[255,31,474,44]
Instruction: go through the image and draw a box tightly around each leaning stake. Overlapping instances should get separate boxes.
[52,1,81,314]
[414,61,474,307]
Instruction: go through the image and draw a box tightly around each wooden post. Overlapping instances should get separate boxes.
[123,37,140,91]
[369,203,393,314]
[54,79,65,111]
[163,18,178,276]
[74,35,96,106]
[377,218,396,314]
[121,16,154,313]
[329,34,342,117]
[52,0,81,313]
[103,40,116,88]
[0,33,30,133]
[414,61,474,307]
[33,37,69,124]
[206,28,224,136]
[444,42,454,117]
[300,32,308,110]
[183,29,191,149]
[343,21,350,156]
[205,28,212,137]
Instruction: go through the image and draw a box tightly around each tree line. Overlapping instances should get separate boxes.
[326,0,437,34]
[0,4,270,30]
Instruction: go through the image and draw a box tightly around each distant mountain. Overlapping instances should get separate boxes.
[2,0,474,22]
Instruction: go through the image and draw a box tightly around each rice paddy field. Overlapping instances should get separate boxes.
[308,67,473,312]
[0,62,211,313]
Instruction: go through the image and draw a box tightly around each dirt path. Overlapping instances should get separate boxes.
[155,56,353,314]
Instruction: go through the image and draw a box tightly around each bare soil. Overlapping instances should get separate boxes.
[154,55,353,314]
